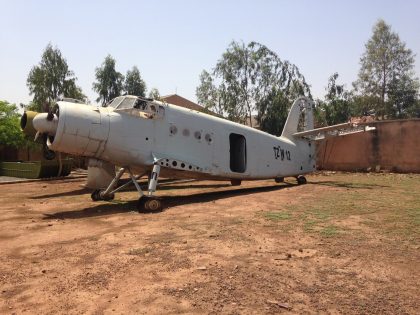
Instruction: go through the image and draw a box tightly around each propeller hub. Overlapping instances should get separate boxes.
[33,113,58,136]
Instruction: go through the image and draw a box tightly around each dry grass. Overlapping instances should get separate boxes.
[262,173,420,243]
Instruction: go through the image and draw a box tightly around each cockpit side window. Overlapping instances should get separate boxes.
[134,99,148,110]
[116,97,136,110]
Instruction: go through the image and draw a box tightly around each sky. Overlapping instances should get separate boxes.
[1,0,419,108]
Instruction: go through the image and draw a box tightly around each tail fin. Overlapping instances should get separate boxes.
[281,97,314,140]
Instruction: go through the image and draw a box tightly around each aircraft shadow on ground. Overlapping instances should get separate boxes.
[32,179,219,199]
[31,188,91,199]
[310,180,389,189]
[42,182,296,220]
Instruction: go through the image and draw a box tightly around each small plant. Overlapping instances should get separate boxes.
[320,225,340,237]
[264,211,291,221]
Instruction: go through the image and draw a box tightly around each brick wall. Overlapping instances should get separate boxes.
[316,119,420,173]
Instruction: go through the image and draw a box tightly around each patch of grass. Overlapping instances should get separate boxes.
[264,211,291,221]
[306,173,420,242]
[320,225,340,237]
[303,218,317,232]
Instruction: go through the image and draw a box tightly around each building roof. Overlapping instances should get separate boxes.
[160,94,203,111]
[160,94,217,116]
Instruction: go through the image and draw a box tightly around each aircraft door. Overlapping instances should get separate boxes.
[229,133,247,173]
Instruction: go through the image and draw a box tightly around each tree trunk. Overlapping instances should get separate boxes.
[381,64,386,119]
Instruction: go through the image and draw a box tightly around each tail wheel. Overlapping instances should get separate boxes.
[297,176,307,185]
[275,177,284,183]
[230,179,242,186]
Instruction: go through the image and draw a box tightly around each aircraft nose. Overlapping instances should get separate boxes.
[32,113,59,136]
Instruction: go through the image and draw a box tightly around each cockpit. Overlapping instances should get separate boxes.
[105,95,165,119]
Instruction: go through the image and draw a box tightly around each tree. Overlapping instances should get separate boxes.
[0,101,25,148]
[196,70,224,115]
[124,66,146,97]
[93,55,124,105]
[354,19,419,119]
[257,90,290,135]
[196,41,311,130]
[148,88,161,100]
[315,73,352,126]
[27,44,86,111]
[388,73,420,118]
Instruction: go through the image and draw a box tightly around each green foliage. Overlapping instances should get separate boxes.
[196,41,311,130]
[264,211,291,221]
[257,89,290,135]
[315,73,352,126]
[0,101,25,148]
[354,19,419,119]
[93,55,124,105]
[124,66,146,97]
[148,88,161,100]
[196,70,224,115]
[388,74,420,118]
[27,44,86,111]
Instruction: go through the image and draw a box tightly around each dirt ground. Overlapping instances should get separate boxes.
[0,172,419,314]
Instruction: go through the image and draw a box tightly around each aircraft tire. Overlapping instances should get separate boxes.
[91,189,114,201]
[297,176,307,185]
[230,179,242,186]
[145,199,162,212]
[275,177,284,183]
[91,190,101,201]
[137,197,162,212]
[101,191,115,201]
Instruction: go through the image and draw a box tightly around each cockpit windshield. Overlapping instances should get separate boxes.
[116,97,137,110]
[105,95,165,119]
[106,96,142,110]
[106,96,125,108]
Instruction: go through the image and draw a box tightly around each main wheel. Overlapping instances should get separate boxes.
[275,177,284,183]
[145,199,162,211]
[91,190,101,201]
[91,190,115,201]
[101,191,115,201]
[138,197,162,212]
[297,176,307,185]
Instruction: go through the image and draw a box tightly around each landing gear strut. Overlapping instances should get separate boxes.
[137,164,162,212]
[91,189,115,201]
[90,164,163,212]
[296,175,307,185]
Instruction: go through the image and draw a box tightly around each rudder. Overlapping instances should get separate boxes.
[281,97,314,140]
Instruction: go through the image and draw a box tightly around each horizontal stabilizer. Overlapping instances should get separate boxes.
[292,122,376,141]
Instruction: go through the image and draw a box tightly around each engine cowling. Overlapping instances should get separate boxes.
[47,102,110,158]
[20,111,39,138]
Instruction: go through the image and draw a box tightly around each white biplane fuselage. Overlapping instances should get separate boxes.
[25,96,331,210]
[48,96,315,180]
